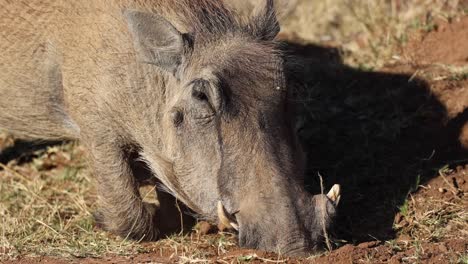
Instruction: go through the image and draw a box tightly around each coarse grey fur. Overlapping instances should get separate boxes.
[0,0,337,256]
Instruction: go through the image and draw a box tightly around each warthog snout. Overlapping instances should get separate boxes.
[218,184,341,256]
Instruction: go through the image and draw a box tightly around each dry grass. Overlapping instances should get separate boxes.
[0,136,143,260]
[412,64,468,82]
[394,167,468,243]
[282,0,466,68]
[153,232,237,263]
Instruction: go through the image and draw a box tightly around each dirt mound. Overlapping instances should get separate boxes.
[403,16,468,66]
[402,15,468,115]
[396,16,468,143]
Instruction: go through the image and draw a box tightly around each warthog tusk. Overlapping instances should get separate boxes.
[217,201,239,230]
[326,184,341,205]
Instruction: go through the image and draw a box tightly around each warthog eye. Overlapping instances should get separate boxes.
[192,89,208,102]
[191,79,210,102]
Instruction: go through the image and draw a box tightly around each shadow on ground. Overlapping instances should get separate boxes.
[0,139,65,165]
[282,40,468,244]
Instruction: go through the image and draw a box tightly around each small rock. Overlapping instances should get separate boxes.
[438,187,446,193]
[446,224,453,232]
[196,221,216,235]
[335,244,354,253]
[357,241,381,248]
[399,219,409,227]
[438,243,448,252]
[396,234,412,243]
[394,212,403,224]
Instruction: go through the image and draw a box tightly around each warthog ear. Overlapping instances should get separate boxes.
[125,10,185,74]
[251,0,280,41]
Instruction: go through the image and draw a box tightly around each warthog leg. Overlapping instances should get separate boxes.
[89,139,159,241]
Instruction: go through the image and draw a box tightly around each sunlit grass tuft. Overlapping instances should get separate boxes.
[0,140,142,260]
[282,0,466,68]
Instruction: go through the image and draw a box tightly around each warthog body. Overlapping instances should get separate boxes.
[0,0,339,255]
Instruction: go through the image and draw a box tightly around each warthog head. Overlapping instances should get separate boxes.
[125,0,340,256]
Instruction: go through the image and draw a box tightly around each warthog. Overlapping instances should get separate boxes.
[0,0,340,256]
